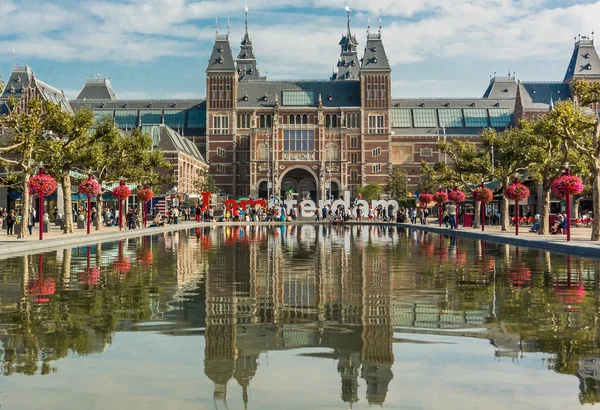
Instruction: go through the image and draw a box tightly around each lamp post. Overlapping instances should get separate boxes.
[514,178,520,237]
[86,174,93,235]
[39,168,45,241]
[565,162,572,242]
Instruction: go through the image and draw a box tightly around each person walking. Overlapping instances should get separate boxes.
[6,210,15,235]
[27,209,35,235]
[447,202,457,229]
[172,207,180,224]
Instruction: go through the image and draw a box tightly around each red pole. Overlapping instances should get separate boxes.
[119,200,123,231]
[144,200,147,228]
[481,182,485,232]
[515,199,519,236]
[87,174,92,235]
[39,194,44,241]
[566,168,571,242]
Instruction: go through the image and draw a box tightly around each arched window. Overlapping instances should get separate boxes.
[309,114,314,124]
[290,114,295,125]
[326,114,331,128]
[332,114,338,128]
[346,113,351,128]
[302,114,308,124]
[258,141,268,160]
[296,114,301,124]
[266,114,272,128]
[260,114,266,128]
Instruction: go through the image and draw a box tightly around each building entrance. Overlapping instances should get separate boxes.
[279,168,318,201]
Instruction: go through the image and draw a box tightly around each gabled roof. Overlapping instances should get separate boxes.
[483,75,518,99]
[0,66,32,99]
[360,32,390,72]
[564,36,600,82]
[517,82,571,111]
[236,80,361,108]
[35,78,74,113]
[141,124,206,163]
[207,34,236,73]
[76,78,117,100]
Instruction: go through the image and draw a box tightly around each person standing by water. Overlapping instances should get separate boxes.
[6,210,15,235]
[447,202,457,229]
[27,209,35,235]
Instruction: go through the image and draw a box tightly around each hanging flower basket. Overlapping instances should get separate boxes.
[448,190,466,204]
[112,185,131,201]
[138,250,154,266]
[28,174,57,197]
[112,257,131,275]
[472,187,493,203]
[552,175,584,199]
[554,281,585,311]
[27,278,56,303]
[504,183,530,202]
[508,266,531,288]
[419,193,433,205]
[78,267,100,286]
[432,192,448,205]
[78,179,101,198]
[137,187,154,203]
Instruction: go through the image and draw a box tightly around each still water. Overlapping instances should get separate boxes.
[0,225,599,409]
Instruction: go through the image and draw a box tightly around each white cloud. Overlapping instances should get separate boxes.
[2,0,598,97]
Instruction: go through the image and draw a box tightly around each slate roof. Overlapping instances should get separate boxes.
[0,66,31,99]
[333,13,360,81]
[361,32,390,71]
[236,9,263,81]
[76,78,117,100]
[70,99,206,110]
[517,82,571,111]
[207,34,236,73]
[483,76,518,99]
[35,78,74,113]
[140,124,206,163]
[236,80,361,108]
[564,37,600,82]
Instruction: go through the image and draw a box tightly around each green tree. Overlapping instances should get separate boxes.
[548,89,600,241]
[354,183,383,201]
[481,127,536,231]
[193,168,217,194]
[83,119,171,230]
[0,98,54,238]
[39,106,94,233]
[426,139,492,228]
[387,166,408,199]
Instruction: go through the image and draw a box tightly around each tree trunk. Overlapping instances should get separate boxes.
[574,197,581,219]
[591,164,600,241]
[95,196,104,231]
[62,248,72,283]
[473,200,481,229]
[137,205,143,229]
[62,171,74,234]
[538,186,551,236]
[18,174,30,239]
[501,177,510,231]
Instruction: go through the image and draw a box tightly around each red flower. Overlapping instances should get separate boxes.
[78,267,100,286]
[78,179,101,198]
[419,193,434,205]
[113,257,131,276]
[472,187,493,203]
[552,175,584,199]
[432,192,449,205]
[508,267,531,288]
[448,190,466,203]
[504,183,530,202]
[137,187,154,202]
[28,174,57,197]
[112,185,131,201]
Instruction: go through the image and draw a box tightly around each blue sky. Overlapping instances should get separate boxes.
[1,0,599,99]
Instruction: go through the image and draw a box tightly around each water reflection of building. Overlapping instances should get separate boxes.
[203,224,395,407]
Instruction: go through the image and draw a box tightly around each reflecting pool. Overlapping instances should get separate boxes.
[0,225,599,409]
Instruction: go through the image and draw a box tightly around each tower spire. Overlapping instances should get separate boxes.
[333,7,360,80]
[245,5,249,36]
[346,6,351,32]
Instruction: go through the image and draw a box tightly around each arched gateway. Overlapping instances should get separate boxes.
[279,167,319,201]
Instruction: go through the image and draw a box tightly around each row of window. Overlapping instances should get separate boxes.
[212,115,229,135]
[368,115,386,134]
[94,109,206,130]
[236,112,361,128]
[391,108,512,128]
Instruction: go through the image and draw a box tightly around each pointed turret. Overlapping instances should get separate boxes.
[564,34,600,83]
[333,8,360,80]
[236,6,263,81]
[361,24,391,73]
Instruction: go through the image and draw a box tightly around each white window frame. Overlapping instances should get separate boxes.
[368,115,385,134]
[213,115,229,135]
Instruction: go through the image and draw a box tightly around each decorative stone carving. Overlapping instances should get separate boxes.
[282,152,316,161]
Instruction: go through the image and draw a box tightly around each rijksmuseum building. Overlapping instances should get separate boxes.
[2,10,600,200]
